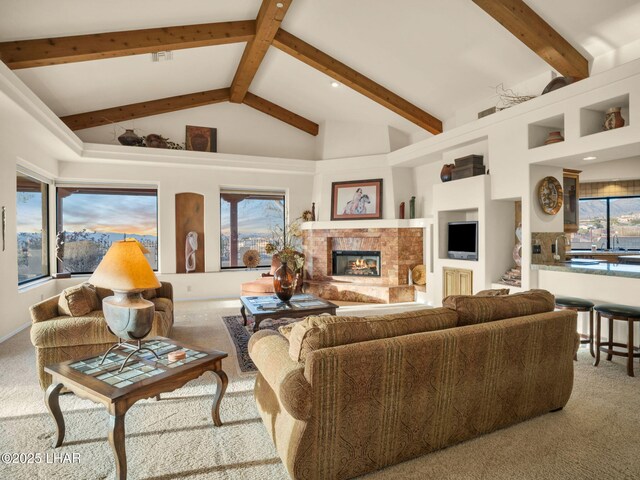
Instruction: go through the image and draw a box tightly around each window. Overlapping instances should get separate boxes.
[570,195,640,250]
[220,190,285,268]
[17,171,49,284]
[56,187,158,274]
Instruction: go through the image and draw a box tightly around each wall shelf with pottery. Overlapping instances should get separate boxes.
[527,114,565,149]
[579,93,629,137]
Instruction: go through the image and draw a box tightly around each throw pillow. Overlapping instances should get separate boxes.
[84,283,101,311]
[58,284,93,317]
[443,289,555,326]
[141,288,157,300]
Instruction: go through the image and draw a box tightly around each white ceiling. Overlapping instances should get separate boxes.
[2,0,640,138]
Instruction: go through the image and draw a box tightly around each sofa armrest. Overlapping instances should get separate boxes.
[30,296,61,323]
[248,330,312,420]
[157,282,173,302]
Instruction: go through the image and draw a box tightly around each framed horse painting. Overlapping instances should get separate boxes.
[330,179,383,220]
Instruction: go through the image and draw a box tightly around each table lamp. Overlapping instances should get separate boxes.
[90,239,161,371]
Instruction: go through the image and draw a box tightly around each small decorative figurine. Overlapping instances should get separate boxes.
[185,231,198,273]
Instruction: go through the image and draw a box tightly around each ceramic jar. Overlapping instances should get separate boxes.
[544,131,564,145]
[604,107,625,130]
[440,164,455,182]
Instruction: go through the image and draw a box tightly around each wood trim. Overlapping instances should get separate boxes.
[230,0,293,103]
[0,21,256,69]
[273,29,442,134]
[471,0,589,79]
[60,88,231,131]
[243,92,319,135]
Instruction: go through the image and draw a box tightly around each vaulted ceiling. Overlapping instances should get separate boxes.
[2,0,640,143]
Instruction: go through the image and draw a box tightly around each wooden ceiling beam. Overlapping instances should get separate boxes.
[60,88,231,131]
[272,29,442,134]
[230,0,293,103]
[471,0,589,79]
[0,21,255,69]
[243,92,318,135]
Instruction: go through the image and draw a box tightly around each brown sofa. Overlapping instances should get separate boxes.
[30,282,174,389]
[248,290,578,480]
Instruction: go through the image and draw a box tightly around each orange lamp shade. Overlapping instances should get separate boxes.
[89,240,160,292]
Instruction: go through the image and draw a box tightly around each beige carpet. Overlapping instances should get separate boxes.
[0,299,639,480]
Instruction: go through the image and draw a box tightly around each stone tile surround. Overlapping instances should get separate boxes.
[302,227,424,303]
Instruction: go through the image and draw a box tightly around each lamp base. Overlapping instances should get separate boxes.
[100,339,160,373]
[103,290,155,340]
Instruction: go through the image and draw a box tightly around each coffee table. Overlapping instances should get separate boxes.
[240,293,339,332]
[44,337,228,480]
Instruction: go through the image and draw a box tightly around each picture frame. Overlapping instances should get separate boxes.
[185,125,217,152]
[330,179,383,220]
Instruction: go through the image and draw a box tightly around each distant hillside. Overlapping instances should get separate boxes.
[580,197,640,220]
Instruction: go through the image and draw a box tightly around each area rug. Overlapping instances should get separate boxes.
[221,315,299,373]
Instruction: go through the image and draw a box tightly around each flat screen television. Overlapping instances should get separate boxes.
[447,221,478,260]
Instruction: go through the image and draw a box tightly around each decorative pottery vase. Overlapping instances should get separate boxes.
[144,134,168,149]
[440,164,455,182]
[399,202,405,219]
[118,129,142,146]
[544,131,564,145]
[273,262,298,302]
[409,196,416,219]
[604,107,625,130]
[311,202,316,221]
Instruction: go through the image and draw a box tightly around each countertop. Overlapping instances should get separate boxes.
[532,261,640,279]
[566,250,638,256]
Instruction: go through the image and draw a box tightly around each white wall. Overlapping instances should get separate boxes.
[317,121,391,160]
[77,102,319,161]
[579,156,640,182]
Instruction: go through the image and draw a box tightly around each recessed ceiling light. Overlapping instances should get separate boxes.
[583,156,597,161]
[276,2,284,8]
[330,81,340,88]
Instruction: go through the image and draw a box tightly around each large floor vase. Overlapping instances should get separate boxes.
[273,263,298,302]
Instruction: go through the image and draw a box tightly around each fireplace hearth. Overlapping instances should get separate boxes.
[332,250,381,277]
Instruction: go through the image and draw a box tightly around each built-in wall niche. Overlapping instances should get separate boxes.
[438,209,478,260]
[527,114,565,149]
[580,94,630,137]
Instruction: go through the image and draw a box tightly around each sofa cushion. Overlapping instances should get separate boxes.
[57,284,99,317]
[31,311,117,348]
[475,288,510,296]
[287,308,458,362]
[443,289,555,326]
[242,277,275,294]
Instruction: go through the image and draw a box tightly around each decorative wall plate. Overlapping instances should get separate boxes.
[538,176,563,215]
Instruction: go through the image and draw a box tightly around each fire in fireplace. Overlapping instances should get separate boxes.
[332,250,381,277]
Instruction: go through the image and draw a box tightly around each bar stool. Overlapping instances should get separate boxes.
[593,304,640,377]
[555,296,594,359]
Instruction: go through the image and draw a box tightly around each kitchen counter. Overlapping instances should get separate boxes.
[531,261,640,279]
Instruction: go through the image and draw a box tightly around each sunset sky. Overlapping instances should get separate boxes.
[220,197,284,236]
[61,193,158,236]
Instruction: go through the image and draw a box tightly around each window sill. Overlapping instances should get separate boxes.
[18,276,53,293]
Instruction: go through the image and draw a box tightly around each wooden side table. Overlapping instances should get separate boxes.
[44,337,228,480]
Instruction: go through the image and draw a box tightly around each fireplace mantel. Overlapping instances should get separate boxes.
[301,218,431,231]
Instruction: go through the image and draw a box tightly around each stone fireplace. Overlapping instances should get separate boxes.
[302,224,424,303]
